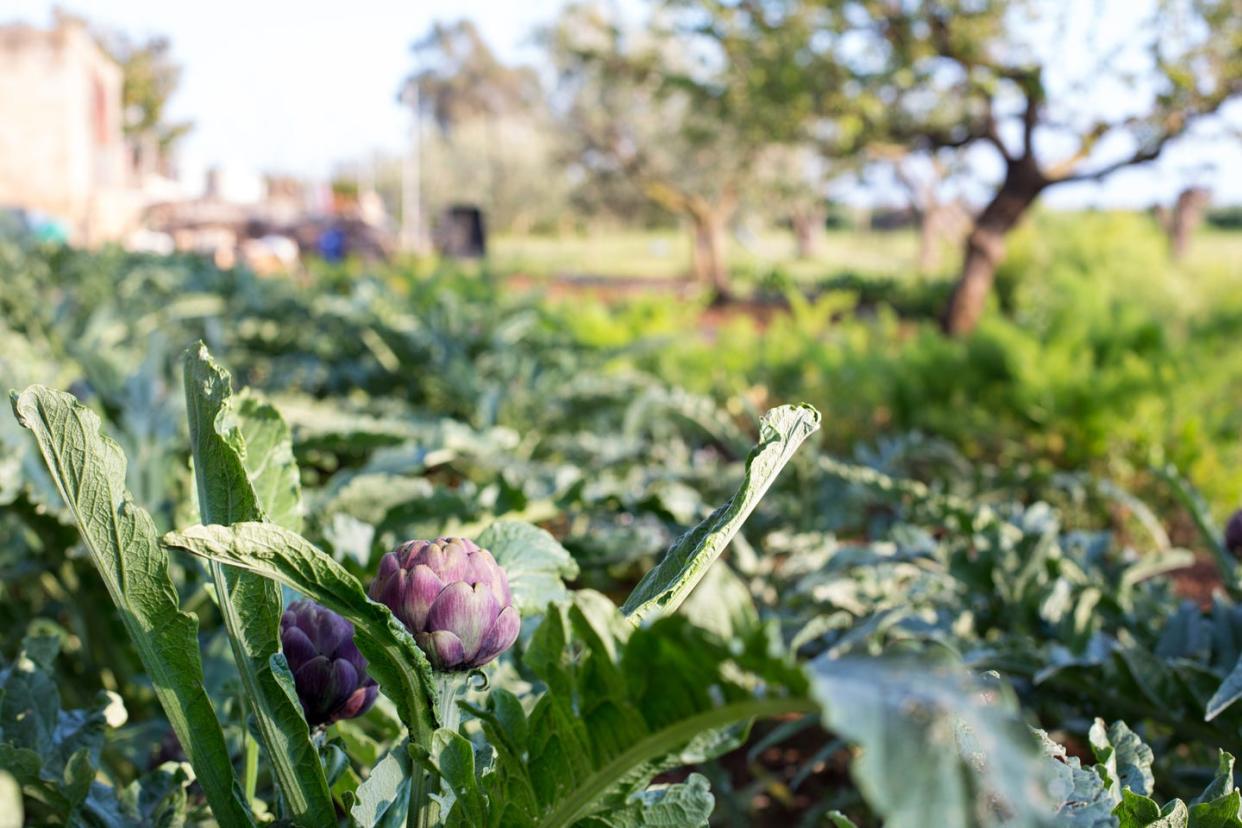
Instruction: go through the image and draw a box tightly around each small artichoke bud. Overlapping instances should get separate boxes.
[280,600,378,727]
[1226,510,1242,558]
[369,537,520,671]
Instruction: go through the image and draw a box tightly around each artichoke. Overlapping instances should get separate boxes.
[280,600,378,727]
[1227,509,1242,557]
[369,537,520,671]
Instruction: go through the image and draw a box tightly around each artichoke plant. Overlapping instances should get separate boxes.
[280,600,378,727]
[1227,509,1242,557]
[369,537,520,671]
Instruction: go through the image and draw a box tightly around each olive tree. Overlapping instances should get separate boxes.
[547,2,822,296]
[681,0,1241,332]
[826,0,1241,333]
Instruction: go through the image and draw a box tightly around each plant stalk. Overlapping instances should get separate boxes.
[408,671,467,828]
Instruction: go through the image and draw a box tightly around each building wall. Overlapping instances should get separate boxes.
[0,16,132,243]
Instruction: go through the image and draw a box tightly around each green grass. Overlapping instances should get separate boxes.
[489,228,932,282]
[490,221,1241,290]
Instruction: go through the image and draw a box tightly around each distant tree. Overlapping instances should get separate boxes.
[751,144,836,259]
[100,35,193,167]
[820,0,1241,333]
[1156,185,1212,260]
[403,20,544,134]
[548,2,827,295]
[397,21,563,234]
[683,0,1242,333]
[869,147,972,273]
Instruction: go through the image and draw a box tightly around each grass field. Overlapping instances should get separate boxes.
[490,222,1242,287]
[490,227,929,281]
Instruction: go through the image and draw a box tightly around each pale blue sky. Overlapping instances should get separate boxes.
[8,0,553,178]
[8,0,1241,208]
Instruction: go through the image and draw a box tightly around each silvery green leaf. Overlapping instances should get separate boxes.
[183,343,331,821]
[10,386,252,828]
[622,404,820,623]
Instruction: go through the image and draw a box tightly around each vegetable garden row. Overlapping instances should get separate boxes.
[2,240,1242,826]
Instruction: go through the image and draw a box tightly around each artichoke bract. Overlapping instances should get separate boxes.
[280,600,378,727]
[369,537,520,671]
[1227,509,1242,557]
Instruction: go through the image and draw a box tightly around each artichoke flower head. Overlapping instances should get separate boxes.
[369,537,520,671]
[281,600,378,727]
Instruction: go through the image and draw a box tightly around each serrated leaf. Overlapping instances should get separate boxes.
[9,386,252,828]
[222,389,304,532]
[183,342,332,822]
[622,404,820,624]
[477,520,579,613]
[430,729,486,826]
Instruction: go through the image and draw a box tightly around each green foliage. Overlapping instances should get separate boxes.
[622,404,821,622]
[475,520,580,613]
[162,521,439,748]
[183,343,331,820]
[3,236,1242,826]
[10,387,253,827]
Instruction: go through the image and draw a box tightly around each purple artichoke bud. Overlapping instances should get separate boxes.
[368,537,520,671]
[280,600,378,727]
[1227,510,1242,558]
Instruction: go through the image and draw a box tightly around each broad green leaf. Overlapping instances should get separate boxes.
[0,634,114,822]
[1189,791,1242,828]
[477,520,580,613]
[115,761,193,827]
[430,728,487,826]
[622,404,820,623]
[1039,728,1117,826]
[1206,656,1242,721]
[678,561,758,639]
[826,813,860,828]
[808,655,1053,828]
[576,774,714,827]
[442,591,816,828]
[222,390,305,532]
[9,386,253,828]
[1115,790,1187,828]
[183,343,331,824]
[161,521,437,747]
[1193,752,1238,805]
[352,746,412,828]
[1090,719,1155,799]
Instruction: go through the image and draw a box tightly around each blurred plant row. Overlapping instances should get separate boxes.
[2,232,1242,826]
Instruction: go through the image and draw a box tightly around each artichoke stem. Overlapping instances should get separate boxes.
[436,671,467,733]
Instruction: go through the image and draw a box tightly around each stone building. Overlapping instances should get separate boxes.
[0,13,138,243]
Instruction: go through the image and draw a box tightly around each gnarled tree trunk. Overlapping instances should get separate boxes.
[916,200,970,273]
[791,208,826,259]
[1158,186,1210,261]
[943,161,1045,335]
[690,208,731,299]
